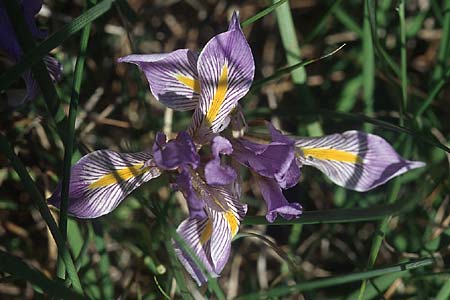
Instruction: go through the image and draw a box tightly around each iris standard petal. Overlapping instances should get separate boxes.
[190,12,255,139]
[204,136,237,186]
[48,150,161,218]
[233,123,301,188]
[152,131,200,170]
[256,175,303,222]
[295,131,426,192]
[118,49,200,111]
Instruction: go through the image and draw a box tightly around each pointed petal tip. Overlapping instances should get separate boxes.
[228,11,241,31]
[408,160,426,169]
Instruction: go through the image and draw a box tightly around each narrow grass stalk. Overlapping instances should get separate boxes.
[93,221,114,300]
[366,0,401,77]
[431,0,450,84]
[243,199,412,225]
[357,136,410,299]
[436,277,450,299]
[0,250,84,300]
[0,134,82,292]
[398,0,407,125]
[241,0,288,28]
[362,0,375,131]
[304,0,344,43]
[251,44,345,91]
[273,0,306,83]
[236,258,433,299]
[273,0,324,136]
[57,1,94,279]
[333,4,363,37]
[416,67,450,118]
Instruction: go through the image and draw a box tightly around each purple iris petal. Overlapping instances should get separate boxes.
[118,49,199,111]
[205,136,236,186]
[295,131,426,192]
[189,10,255,138]
[175,170,206,219]
[174,217,218,285]
[152,131,200,170]
[232,122,301,188]
[256,176,303,222]
[49,150,160,218]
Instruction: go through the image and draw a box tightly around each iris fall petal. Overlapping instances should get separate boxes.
[295,131,426,192]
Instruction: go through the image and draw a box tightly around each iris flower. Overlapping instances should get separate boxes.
[0,0,62,107]
[49,12,424,285]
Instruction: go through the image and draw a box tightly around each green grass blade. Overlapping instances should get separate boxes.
[0,0,113,93]
[235,258,433,299]
[357,179,402,299]
[362,0,375,130]
[0,134,83,293]
[93,221,114,300]
[273,0,306,83]
[398,0,407,125]
[243,199,413,225]
[333,4,363,37]
[241,0,288,28]
[436,277,450,300]
[349,272,411,300]
[305,0,344,43]
[251,44,345,91]
[416,67,450,117]
[431,0,450,84]
[57,0,94,280]
[272,0,324,136]
[0,250,85,300]
[366,0,400,78]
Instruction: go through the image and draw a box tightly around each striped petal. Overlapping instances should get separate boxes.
[174,170,247,285]
[295,131,426,192]
[174,217,217,285]
[190,11,254,141]
[118,49,200,111]
[48,150,161,218]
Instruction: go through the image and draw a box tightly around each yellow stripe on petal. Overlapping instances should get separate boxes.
[206,65,228,124]
[225,211,239,237]
[200,219,213,244]
[302,148,363,164]
[175,74,201,93]
[89,163,150,189]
